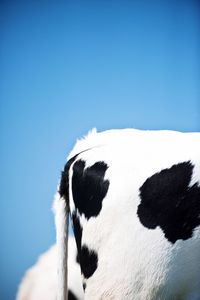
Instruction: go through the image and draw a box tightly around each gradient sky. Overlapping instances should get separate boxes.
[1,0,199,299]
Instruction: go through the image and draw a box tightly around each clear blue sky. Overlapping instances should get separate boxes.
[0,0,199,299]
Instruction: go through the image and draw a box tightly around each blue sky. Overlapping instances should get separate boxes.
[1,0,199,299]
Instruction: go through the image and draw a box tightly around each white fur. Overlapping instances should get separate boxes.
[53,192,69,300]
[16,236,84,300]
[64,128,200,300]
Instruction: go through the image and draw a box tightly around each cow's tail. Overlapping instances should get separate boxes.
[52,147,93,300]
[53,191,69,300]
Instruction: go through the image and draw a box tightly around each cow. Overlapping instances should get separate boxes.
[16,236,84,300]
[54,128,200,300]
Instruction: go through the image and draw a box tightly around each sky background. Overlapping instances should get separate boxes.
[1,0,200,299]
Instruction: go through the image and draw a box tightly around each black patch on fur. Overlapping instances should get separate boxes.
[59,155,78,205]
[83,283,86,291]
[72,215,98,279]
[137,161,200,243]
[68,290,78,300]
[72,160,109,219]
[72,213,82,258]
[76,251,80,264]
[80,245,98,279]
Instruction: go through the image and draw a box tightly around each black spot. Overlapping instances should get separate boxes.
[83,283,86,291]
[72,213,82,256]
[68,290,78,300]
[137,161,200,244]
[59,155,78,204]
[76,251,80,264]
[72,215,98,279]
[80,245,98,279]
[72,160,110,219]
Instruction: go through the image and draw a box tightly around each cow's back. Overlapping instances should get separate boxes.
[63,129,200,300]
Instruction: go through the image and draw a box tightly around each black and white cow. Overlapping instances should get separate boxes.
[53,128,200,300]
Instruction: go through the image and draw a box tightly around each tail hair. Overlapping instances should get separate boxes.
[53,191,69,300]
